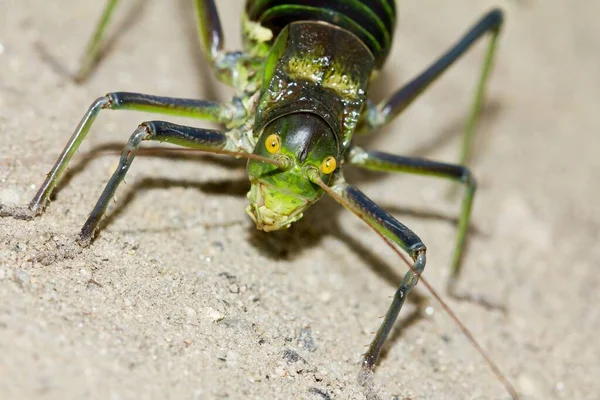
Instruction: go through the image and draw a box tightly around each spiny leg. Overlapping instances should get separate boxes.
[346,146,479,303]
[78,121,239,245]
[362,9,503,167]
[312,174,518,398]
[308,170,426,370]
[28,92,241,215]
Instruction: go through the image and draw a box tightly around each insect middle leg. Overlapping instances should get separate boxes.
[346,146,477,302]
[27,92,242,216]
[362,9,503,168]
[77,120,239,245]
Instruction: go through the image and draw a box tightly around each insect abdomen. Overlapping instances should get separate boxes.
[245,0,396,68]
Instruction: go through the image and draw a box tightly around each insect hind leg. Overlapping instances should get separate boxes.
[362,9,504,169]
[71,0,255,86]
[194,0,265,89]
[347,146,504,310]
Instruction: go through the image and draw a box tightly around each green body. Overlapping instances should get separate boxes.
[245,21,375,230]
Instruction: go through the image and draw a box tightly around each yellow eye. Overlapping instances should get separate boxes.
[320,156,337,174]
[265,134,281,154]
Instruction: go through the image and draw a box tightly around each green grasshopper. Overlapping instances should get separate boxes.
[1,1,518,397]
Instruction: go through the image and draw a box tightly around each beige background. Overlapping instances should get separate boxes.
[1,0,598,399]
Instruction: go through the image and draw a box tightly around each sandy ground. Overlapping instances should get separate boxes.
[1,1,598,399]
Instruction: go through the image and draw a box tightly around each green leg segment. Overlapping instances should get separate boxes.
[28,92,241,215]
[363,9,503,167]
[78,121,237,244]
[74,0,120,82]
[347,146,476,298]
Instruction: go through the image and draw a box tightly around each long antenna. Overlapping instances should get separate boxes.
[375,230,519,399]
[75,146,289,169]
[311,174,520,400]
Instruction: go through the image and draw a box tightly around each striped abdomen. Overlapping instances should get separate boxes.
[245,0,396,68]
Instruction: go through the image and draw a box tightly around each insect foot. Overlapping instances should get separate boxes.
[77,229,95,248]
[0,202,35,220]
[357,367,382,400]
[28,236,83,266]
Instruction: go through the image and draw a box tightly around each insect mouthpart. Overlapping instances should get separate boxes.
[246,179,309,231]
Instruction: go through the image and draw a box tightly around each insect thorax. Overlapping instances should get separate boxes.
[252,21,376,153]
[240,21,376,232]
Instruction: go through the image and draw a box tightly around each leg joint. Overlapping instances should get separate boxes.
[459,166,477,190]
[486,8,505,31]
[129,124,153,146]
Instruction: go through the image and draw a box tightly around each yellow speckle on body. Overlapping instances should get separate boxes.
[286,57,360,99]
[243,16,273,43]
[286,57,324,82]
[322,70,360,99]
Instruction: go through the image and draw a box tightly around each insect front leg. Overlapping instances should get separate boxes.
[346,146,490,307]
[314,173,427,370]
[361,9,503,167]
[21,92,241,217]
[78,121,239,245]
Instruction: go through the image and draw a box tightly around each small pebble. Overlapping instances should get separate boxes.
[298,327,317,352]
[79,268,90,278]
[207,307,224,322]
[308,387,330,400]
[185,307,197,318]
[319,291,332,304]
[518,374,540,397]
[14,269,30,287]
[282,349,303,364]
